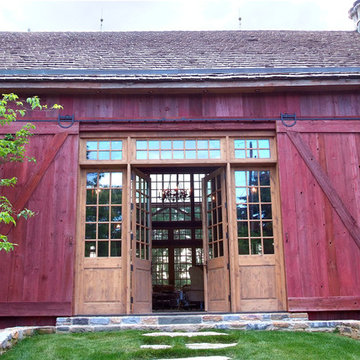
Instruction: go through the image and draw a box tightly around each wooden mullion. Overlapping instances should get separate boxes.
[190,173,195,222]
[168,232,175,286]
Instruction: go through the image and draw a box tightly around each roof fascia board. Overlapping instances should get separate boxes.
[0,78,360,94]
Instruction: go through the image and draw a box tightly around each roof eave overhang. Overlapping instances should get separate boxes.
[1,76,360,95]
[1,66,360,94]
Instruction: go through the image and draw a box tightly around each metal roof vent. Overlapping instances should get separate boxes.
[349,0,360,33]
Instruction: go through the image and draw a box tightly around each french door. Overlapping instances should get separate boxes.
[231,168,286,311]
[130,169,152,313]
[202,168,231,311]
[75,170,126,315]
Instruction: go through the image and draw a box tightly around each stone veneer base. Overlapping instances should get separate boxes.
[55,312,360,340]
[0,326,55,355]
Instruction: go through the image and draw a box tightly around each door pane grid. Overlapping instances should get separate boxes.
[136,139,221,160]
[135,175,150,260]
[85,172,123,257]
[235,170,274,255]
[174,248,192,288]
[86,140,123,160]
[234,139,270,159]
[206,174,224,259]
[152,248,169,285]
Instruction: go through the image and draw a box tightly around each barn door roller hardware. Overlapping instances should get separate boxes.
[58,114,75,128]
[280,113,297,127]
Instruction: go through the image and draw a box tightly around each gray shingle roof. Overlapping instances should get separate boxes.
[1,31,360,82]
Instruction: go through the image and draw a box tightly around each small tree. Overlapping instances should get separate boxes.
[0,93,62,252]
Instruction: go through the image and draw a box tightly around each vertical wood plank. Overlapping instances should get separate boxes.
[287,131,360,251]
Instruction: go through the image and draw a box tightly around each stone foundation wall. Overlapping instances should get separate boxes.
[338,322,360,340]
[0,326,55,355]
[54,313,360,338]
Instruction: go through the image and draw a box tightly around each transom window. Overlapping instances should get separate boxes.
[86,140,123,160]
[152,228,202,243]
[235,170,274,255]
[150,173,205,222]
[84,172,123,257]
[136,139,221,160]
[234,139,270,159]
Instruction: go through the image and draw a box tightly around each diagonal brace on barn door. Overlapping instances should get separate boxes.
[0,132,69,236]
[287,131,360,251]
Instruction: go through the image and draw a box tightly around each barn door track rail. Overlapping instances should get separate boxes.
[12,114,360,128]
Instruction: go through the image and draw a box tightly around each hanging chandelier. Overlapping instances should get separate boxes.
[160,187,190,202]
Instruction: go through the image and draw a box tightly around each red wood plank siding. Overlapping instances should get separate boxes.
[1,91,360,316]
[0,128,79,316]
[11,92,360,122]
[0,302,72,316]
[287,131,360,250]
[289,297,360,312]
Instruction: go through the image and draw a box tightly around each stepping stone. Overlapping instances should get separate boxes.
[143,331,229,337]
[186,343,237,350]
[141,344,172,349]
[157,357,231,360]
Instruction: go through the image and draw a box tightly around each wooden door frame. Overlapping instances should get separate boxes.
[74,131,285,315]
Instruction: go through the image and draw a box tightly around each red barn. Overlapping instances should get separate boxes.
[0,29,360,327]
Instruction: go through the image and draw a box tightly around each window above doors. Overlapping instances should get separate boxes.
[86,140,123,160]
[230,137,276,162]
[79,132,276,165]
[135,139,221,161]
[234,139,271,159]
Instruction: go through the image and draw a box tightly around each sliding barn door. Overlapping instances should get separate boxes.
[131,169,152,313]
[202,168,230,311]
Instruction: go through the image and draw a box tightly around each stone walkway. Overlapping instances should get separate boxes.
[158,357,231,360]
[141,344,172,349]
[142,330,235,358]
[186,343,237,350]
[143,331,229,337]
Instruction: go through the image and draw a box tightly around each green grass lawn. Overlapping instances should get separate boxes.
[2,330,360,360]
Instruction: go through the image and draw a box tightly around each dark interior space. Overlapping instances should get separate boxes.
[140,167,216,312]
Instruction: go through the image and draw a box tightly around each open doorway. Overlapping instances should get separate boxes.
[146,168,212,312]
[131,165,231,313]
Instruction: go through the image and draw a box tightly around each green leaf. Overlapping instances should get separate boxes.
[0,235,17,252]
[0,92,62,253]
[52,104,64,110]
[0,177,17,187]
[0,211,16,225]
